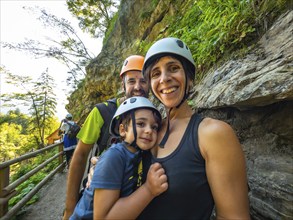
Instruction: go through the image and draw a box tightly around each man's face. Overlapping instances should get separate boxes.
[123,70,149,98]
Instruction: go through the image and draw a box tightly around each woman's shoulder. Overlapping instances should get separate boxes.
[200,117,233,136]
[198,117,238,158]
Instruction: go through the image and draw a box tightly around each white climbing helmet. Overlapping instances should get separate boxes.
[142,37,195,76]
[110,96,161,137]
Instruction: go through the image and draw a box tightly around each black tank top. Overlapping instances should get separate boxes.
[138,114,214,220]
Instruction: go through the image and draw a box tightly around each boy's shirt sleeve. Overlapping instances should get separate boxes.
[77,107,104,144]
[91,147,124,189]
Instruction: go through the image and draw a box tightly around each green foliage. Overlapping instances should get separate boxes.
[137,40,154,56]
[9,183,39,206]
[0,108,60,162]
[140,0,158,19]
[9,148,60,208]
[1,69,59,148]
[66,0,118,37]
[103,11,119,44]
[136,0,290,80]
[168,0,256,69]
[0,119,38,162]
[0,109,29,134]
[2,7,95,87]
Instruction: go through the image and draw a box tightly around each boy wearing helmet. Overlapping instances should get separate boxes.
[63,55,152,219]
[69,97,168,220]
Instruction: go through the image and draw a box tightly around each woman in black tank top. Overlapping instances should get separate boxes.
[138,37,250,220]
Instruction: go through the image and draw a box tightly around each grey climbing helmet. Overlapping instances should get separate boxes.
[110,96,162,137]
[142,37,195,76]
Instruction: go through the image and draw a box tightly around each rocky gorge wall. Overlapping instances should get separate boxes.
[194,11,293,219]
[67,0,293,218]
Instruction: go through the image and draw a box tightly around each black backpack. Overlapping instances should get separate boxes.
[79,98,118,198]
[94,98,118,155]
[67,122,81,139]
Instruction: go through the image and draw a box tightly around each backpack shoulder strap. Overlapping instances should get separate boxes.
[95,98,118,154]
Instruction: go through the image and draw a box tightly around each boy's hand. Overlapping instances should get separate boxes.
[145,162,168,196]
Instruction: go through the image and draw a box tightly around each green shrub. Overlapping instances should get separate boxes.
[137,0,290,80]
[9,148,60,208]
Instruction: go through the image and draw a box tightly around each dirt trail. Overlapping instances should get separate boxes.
[18,169,68,220]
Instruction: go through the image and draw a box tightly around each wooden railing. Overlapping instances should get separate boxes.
[0,142,65,220]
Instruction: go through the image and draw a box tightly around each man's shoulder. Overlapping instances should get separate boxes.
[96,98,118,108]
[95,98,118,116]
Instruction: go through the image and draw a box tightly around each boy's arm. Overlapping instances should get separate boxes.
[93,163,168,220]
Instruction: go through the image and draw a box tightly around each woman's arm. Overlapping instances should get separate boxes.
[199,118,250,219]
[93,162,168,220]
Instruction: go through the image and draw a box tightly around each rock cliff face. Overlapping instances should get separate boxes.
[194,11,293,219]
[67,0,173,122]
[67,0,293,218]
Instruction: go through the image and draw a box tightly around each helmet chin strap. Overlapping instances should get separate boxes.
[158,108,171,148]
[129,110,141,151]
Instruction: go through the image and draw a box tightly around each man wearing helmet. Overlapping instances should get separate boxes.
[63,55,151,220]
[69,97,167,220]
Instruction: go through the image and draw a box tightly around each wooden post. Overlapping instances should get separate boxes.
[0,166,10,217]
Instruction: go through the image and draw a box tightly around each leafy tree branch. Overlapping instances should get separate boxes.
[66,0,119,37]
[1,67,57,148]
[1,6,95,88]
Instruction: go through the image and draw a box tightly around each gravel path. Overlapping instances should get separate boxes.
[18,169,68,220]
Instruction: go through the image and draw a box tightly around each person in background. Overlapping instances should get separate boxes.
[63,55,152,220]
[136,37,250,219]
[59,113,78,168]
[70,97,168,220]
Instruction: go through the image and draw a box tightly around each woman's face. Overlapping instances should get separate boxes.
[149,56,186,108]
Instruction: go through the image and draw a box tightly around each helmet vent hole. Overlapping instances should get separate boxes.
[124,60,128,66]
[176,40,184,48]
[130,97,137,103]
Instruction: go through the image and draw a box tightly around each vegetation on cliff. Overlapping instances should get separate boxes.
[69,0,291,121]
[137,0,290,80]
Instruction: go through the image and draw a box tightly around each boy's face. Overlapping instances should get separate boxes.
[120,109,159,151]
